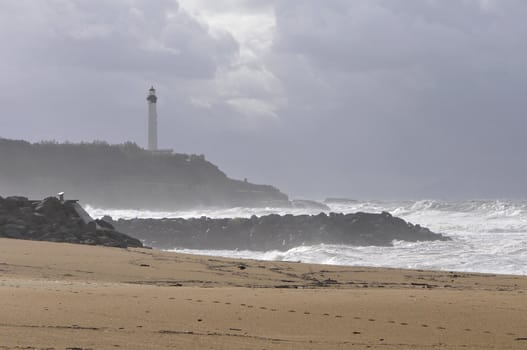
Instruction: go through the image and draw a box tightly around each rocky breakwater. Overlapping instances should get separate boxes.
[0,196,142,248]
[109,212,449,251]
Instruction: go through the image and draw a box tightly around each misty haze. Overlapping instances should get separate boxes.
[0,1,526,349]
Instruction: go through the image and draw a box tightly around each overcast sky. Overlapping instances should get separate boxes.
[1,0,527,199]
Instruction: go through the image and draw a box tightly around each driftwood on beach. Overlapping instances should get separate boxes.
[109,212,449,251]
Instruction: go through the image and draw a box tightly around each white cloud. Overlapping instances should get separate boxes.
[227,97,279,120]
[178,0,283,122]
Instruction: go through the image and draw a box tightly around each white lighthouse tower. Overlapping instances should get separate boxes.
[147,86,158,151]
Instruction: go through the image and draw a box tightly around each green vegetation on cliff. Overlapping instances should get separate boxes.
[0,138,289,209]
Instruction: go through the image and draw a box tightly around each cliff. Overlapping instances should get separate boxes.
[0,138,289,209]
[108,212,449,251]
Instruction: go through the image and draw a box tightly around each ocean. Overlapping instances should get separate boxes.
[86,199,527,276]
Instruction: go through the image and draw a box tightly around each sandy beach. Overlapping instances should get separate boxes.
[0,238,526,349]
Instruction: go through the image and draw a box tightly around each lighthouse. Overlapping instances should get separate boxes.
[147,86,158,151]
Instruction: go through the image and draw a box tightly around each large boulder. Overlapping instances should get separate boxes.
[4,196,29,211]
[35,197,66,219]
[2,223,27,238]
[0,196,143,248]
[95,218,115,230]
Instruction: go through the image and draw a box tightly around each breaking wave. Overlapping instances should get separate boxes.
[86,199,527,275]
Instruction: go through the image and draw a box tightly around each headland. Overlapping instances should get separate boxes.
[0,137,289,209]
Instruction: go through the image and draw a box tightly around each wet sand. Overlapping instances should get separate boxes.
[0,238,526,349]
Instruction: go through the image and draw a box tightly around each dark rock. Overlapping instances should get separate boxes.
[2,224,27,238]
[84,221,97,233]
[35,196,62,212]
[0,196,142,248]
[5,196,29,203]
[35,197,67,221]
[101,215,114,223]
[29,213,47,225]
[110,212,449,251]
[4,196,29,211]
[95,218,115,230]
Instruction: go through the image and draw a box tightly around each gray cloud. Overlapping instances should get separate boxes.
[264,0,527,198]
[1,0,527,199]
[0,0,238,77]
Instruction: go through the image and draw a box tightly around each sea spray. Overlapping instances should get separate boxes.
[87,199,527,275]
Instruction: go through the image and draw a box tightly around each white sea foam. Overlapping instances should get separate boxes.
[86,199,527,275]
